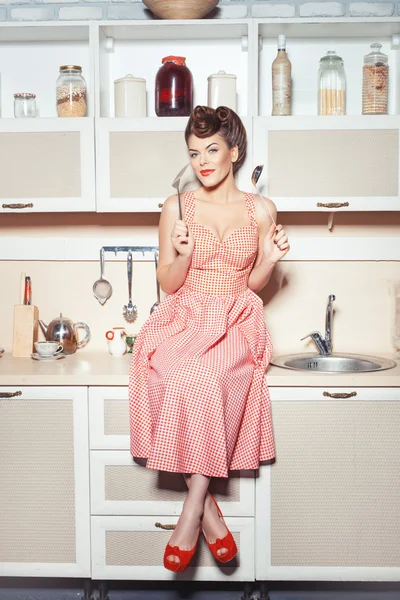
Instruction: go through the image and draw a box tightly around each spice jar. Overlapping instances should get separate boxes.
[318,50,346,116]
[114,74,147,117]
[14,93,36,118]
[155,56,193,117]
[56,65,87,118]
[207,70,237,111]
[362,43,388,115]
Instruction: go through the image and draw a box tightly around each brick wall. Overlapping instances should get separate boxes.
[0,0,398,22]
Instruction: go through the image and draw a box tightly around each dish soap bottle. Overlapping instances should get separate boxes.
[272,34,292,116]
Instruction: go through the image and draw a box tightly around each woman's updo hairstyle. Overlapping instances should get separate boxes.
[184,105,247,175]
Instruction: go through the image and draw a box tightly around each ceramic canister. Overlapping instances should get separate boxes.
[114,74,147,117]
[207,70,237,111]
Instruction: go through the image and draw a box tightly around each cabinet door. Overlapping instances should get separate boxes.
[0,119,95,213]
[0,386,90,577]
[95,117,253,213]
[90,450,255,517]
[253,116,400,212]
[255,387,400,582]
[91,515,254,582]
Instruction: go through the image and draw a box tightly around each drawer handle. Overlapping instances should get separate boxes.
[155,522,176,530]
[158,203,164,209]
[317,202,349,209]
[323,391,357,399]
[0,391,22,399]
[2,203,34,210]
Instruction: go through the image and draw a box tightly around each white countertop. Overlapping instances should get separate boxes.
[0,351,399,387]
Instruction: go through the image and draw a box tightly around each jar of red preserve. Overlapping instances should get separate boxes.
[155,56,193,117]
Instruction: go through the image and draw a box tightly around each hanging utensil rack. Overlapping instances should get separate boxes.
[102,246,159,257]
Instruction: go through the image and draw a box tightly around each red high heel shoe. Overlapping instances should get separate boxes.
[202,495,238,563]
[163,527,200,573]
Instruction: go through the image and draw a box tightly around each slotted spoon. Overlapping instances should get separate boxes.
[123,252,138,323]
[150,250,161,314]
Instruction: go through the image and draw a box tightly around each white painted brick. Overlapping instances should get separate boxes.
[252,3,295,17]
[35,0,78,4]
[107,3,149,18]
[84,0,124,3]
[0,0,30,5]
[349,2,394,16]
[59,5,102,19]
[216,4,248,17]
[11,6,54,19]
[0,7,6,19]
[300,2,345,17]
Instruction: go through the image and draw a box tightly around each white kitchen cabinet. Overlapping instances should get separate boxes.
[0,118,96,213]
[0,386,90,577]
[255,386,400,582]
[91,515,254,581]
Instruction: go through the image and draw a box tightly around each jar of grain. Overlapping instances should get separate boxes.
[318,51,346,116]
[56,65,87,118]
[362,43,388,115]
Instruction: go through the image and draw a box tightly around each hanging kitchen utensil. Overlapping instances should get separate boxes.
[150,250,161,314]
[171,163,198,220]
[123,251,138,322]
[93,247,113,305]
[251,165,277,228]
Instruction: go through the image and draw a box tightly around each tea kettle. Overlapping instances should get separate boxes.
[39,313,91,355]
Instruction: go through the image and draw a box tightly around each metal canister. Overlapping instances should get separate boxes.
[207,70,237,111]
[114,74,147,118]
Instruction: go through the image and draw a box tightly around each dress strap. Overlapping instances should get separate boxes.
[182,191,195,224]
[244,193,258,227]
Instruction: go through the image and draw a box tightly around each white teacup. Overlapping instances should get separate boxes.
[35,341,64,357]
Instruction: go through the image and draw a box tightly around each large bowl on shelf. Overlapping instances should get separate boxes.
[142,0,218,20]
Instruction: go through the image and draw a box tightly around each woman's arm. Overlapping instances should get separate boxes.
[156,195,195,295]
[247,196,290,293]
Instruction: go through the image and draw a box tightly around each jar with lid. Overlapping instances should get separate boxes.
[207,70,237,111]
[56,65,87,118]
[14,93,36,118]
[114,74,147,117]
[318,51,346,116]
[155,56,193,117]
[362,43,388,115]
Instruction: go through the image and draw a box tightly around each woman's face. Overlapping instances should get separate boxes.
[188,133,238,187]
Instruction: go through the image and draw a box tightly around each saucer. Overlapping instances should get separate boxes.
[31,353,66,361]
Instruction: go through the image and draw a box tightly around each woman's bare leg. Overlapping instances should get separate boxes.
[182,475,230,558]
[165,473,209,565]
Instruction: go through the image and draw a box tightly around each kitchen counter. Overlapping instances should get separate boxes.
[0,351,399,387]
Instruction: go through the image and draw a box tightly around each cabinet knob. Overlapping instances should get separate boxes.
[2,203,34,210]
[323,391,357,399]
[158,203,164,209]
[317,202,349,209]
[0,391,22,399]
[155,522,176,530]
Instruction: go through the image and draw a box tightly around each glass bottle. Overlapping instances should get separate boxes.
[318,51,346,116]
[362,43,389,115]
[271,35,292,116]
[14,93,36,118]
[155,56,193,117]
[56,65,87,118]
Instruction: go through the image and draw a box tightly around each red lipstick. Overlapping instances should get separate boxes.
[200,169,215,177]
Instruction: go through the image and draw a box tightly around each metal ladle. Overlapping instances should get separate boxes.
[150,251,161,314]
[251,165,277,228]
[93,247,112,305]
[123,251,138,323]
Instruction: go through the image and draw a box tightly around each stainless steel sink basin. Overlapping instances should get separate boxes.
[270,352,397,373]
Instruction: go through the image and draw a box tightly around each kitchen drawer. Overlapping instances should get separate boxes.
[89,387,129,450]
[90,451,255,517]
[91,515,254,581]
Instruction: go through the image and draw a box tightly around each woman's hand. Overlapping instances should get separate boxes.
[171,219,195,258]
[264,223,290,264]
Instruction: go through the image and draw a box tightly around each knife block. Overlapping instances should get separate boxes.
[12,305,39,358]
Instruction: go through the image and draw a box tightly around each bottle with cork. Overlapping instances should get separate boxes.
[271,34,292,116]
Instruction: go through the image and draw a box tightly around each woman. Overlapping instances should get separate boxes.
[129,105,290,572]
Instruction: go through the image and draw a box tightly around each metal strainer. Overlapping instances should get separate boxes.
[93,248,112,305]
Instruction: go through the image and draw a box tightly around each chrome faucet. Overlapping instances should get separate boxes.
[300,294,336,355]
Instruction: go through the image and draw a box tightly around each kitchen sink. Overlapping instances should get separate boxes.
[270,352,397,373]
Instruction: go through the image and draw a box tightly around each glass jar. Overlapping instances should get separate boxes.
[318,50,346,116]
[56,65,87,118]
[14,93,36,118]
[362,43,388,115]
[155,56,193,117]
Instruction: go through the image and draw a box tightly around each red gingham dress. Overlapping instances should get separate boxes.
[129,191,275,477]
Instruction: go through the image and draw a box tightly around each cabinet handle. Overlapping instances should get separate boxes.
[0,391,22,399]
[2,203,34,210]
[323,391,357,399]
[158,203,164,209]
[155,522,176,530]
[316,202,349,209]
